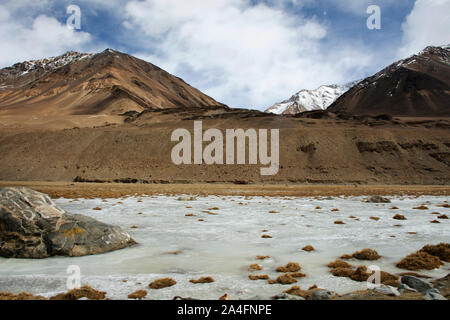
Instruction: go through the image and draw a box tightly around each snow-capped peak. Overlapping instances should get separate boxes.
[0,51,93,85]
[265,81,360,115]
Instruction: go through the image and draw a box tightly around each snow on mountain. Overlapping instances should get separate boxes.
[0,51,93,88]
[265,81,360,115]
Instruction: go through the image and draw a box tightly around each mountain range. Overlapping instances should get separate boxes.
[265,81,359,115]
[0,46,449,185]
[0,49,225,118]
[266,45,450,117]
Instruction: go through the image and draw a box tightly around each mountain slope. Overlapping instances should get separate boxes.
[328,45,450,117]
[0,49,225,117]
[265,81,359,115]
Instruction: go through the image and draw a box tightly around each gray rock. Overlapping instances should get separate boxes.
[312,290,335,300]
[271,293,305,300]
[401,276,433,293]
[423,290,447,300]
[374,285,400,296]
[366,196,391,203]
[398,284,417,293]
[0,187,136,258]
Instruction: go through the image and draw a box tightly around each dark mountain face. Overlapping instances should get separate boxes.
[0,49,226,117]
[328,46,450,117]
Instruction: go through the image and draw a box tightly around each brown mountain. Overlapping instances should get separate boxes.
[0,49,225,117]
[328,45,450,117]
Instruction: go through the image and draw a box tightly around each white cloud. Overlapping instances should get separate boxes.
[0,4,94,68]
[125,0,373,108]
[398,0,450,58]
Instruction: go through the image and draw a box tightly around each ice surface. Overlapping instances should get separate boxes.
[0,195,448,300]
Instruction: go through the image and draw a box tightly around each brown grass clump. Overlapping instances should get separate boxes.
[340,254,353,260]
[256,255,270,260]
[50,286,106,300]
[128,290,147,299]
[382,279,401,288]
[274,274,298,285]
[149,278,177,289]
[396,251,442,270]
[413,205,429,210]
[308,285,318,290]
[349,216,356,219]
[288,272,306,278]
[219,293,230,300]
[330,267,354,278]
[203,211,218,215]
[370,217,380,221]
[248,264,263,271]
[248,274,269,280]
[185,213,196,217]
[276,262,301,273]
[282,286,318,300]
[438,204,450,208]
[93,207,102,211]
[261,234,272,238]
[352,248,381,261]
[390,206,399,210]
[328,259,352,269]
[398,272,432,279]
[380,271,399,284]
[438,214,449,219]
[331,209,339,212]
[430,220,440,224]
[393,214,407,220]
[130,225,138,229]
[208,207,220,210]
[0,292,47,300]
[198,219,205,222]
[269,210,279,213]
[419,243,450,262]
[334,220,345,225]
[315,206,322,210]
[302,245,315,252]
[350,266,371,282]
[190,276,215,284]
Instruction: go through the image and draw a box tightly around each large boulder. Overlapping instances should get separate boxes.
[0,187,136,258]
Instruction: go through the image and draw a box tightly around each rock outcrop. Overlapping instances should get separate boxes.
[0,187,136,258]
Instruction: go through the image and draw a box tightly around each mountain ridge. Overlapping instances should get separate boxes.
[0,49,226,117]
[328,45,450,117]
[265,81,360,115]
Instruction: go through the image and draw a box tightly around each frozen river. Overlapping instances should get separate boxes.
[0,194,449,299]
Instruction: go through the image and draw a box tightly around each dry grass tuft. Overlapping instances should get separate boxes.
[302,245,315,252]
[149,278,177,289]
[276,262,301,273]
[328,259,352,269]
[248,264,263,271]
[128,290,147,299]
[396,251,442,271]
[50,286,106,300]
[352,248,381,261]
[190,276,215,284]
[248,274,269,280]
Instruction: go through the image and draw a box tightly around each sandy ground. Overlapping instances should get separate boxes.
[1,181,449,199]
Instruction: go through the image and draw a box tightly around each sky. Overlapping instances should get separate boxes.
[0,0,449,109]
